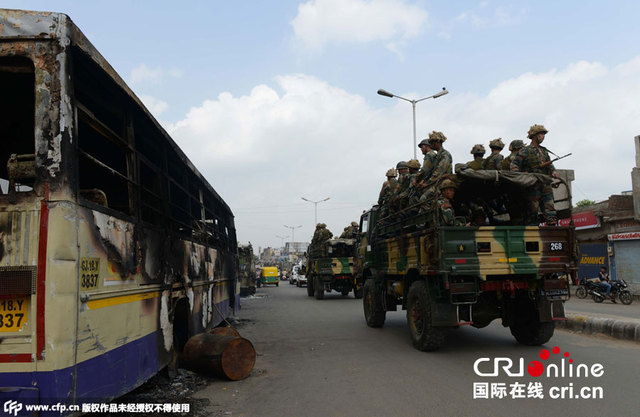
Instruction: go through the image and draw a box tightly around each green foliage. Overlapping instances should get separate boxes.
[576,199,596,207]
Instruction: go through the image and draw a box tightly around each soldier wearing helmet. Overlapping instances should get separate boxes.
[378,168,399,205]
[467,144,486,170]
[436,179,465,226]
[500,140,525,170]
[418,138,437,178]
[510,124,557,225]
[483,138,505,170]
[394,159,421,212]
[427,131,452,180]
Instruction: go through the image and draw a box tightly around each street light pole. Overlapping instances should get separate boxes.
[301,197,330,225]
[284,225,302,250]
[377,87,449,159]
[275,235,289,249]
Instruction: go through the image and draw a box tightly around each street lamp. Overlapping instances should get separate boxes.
[377,87,449,159]
[301,197,330,225]
[276,235,289,249]
[284,225,302,250]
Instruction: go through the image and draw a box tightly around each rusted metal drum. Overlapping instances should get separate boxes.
[182,333,256,380]
[209,326,241,337]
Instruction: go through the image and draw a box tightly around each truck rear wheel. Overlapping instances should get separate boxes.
[509,298,555,346]
[307,276,314,296]
[406,281,444,351]
[314,277,324,300]
[363,279,385,327]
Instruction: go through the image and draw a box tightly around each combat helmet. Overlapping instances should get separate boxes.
[407,159,421,170]
[470,144,486,155]
[527,124,548,139]
[385,168,397,178]
[439,179,458,190]
[350,221,358,227]
[509,139,525,151]
[396,161,408,170]
[428,131,447,143]
[418,138,430,148]
[316,223,322,228]
[489,138,505,150]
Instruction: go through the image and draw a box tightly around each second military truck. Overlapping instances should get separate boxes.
[358,168,577,351]
[307,238,364,299]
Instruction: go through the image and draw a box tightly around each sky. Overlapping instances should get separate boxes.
[6,0,640,252]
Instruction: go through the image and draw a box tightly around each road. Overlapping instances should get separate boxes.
[196,282,640,417]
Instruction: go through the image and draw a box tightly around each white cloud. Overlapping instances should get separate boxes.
[139,94,169,116]
[167,56,640,250]
[438,2,526,38]
[129,64,183,86]
[291,0,428,53]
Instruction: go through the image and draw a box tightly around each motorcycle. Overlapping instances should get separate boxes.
[575,278,633,305]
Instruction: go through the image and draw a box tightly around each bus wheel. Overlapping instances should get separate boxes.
[406,281,443,351]
[363,279,385,327]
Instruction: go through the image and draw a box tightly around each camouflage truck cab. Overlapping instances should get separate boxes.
[307,238,364,300]
[359,168,577,351]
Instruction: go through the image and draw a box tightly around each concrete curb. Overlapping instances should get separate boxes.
[555,314,640,342]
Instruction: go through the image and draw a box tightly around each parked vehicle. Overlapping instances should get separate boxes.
[261,266,280,286]
[577,277,632,304]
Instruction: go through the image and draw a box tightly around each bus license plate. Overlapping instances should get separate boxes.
[0,297,28,332]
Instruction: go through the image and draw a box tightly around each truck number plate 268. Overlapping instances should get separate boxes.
[0,297,28,332]
[550,242,563,251]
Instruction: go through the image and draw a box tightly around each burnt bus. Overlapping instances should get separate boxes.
[0,9,238,411]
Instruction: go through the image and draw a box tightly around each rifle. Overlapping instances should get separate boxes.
[536,153,572,169]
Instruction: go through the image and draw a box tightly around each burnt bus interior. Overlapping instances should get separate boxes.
[72,47,236,251]
[0,56,35,195]
[0,48,236,253]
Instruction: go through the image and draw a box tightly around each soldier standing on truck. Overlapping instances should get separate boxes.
[500,139,525,170]
[510,124,557,225]
[428,131,452,179]
[377,168,398,205]
[467,144,486,170]
[395,159,421,212]
[483,138,505,170]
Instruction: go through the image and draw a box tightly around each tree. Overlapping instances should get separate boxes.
[576,199,596,208]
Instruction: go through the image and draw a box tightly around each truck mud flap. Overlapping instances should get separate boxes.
[537,298,566,322]
[431,302,458,326]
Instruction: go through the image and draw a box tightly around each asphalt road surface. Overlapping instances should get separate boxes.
[196,282,640,417]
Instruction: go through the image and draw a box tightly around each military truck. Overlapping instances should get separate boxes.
[238,244,256,296]
[307,238,364,299]
[358,168,577,351]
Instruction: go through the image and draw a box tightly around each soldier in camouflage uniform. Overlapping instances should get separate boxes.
[483,138,504,170]
[380,162,408,218]
[319,223,333,242]
[394,159,421,212]
[436,179,465,226]
[378,168,398,205]
[510,124,557,225]
[418,138,437,178]
[347,221,359,238]
[428,131,452,179]
[415,131,452,209]
[339,227,349,238]
[500,139,524,170]
[467,144,486,170]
